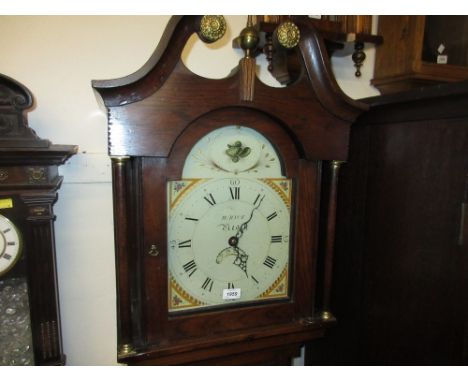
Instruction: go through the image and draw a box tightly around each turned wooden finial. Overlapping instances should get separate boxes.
[238,16,259,102]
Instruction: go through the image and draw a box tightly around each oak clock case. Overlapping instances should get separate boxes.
[92,16,365,365]
[0,74,77,365]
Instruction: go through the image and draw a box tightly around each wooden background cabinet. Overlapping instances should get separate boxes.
[372,16,468,94]
[306,81,468,365]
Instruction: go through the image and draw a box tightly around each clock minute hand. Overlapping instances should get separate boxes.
[235,195,265,240]
[229,195,264,278]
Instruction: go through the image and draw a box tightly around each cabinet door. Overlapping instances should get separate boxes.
[356,118,468,364]
[307,86,468,365]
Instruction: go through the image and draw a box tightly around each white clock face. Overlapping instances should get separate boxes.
[0,214,22,277]
[168,177,292,312]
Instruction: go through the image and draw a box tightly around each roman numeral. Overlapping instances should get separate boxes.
[229,187,240,200]
[201,277,214,292]
[6,241,16,246]
[203,193,216,206]
[178,239,192,248]
[3,253,12,260]
[185,217,199,222]
[251,275,259,284]
[227,282,235,289]
[182,260,197,277]
[263,256,277,269]
[271,235,282,243]
[266,211,278,221]
[3,228,11,234]
[253,194,262,206]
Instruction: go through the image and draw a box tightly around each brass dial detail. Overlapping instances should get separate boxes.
[276,21,301,49]
[199,15,227,43]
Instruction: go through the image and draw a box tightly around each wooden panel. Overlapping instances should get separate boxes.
[306,81,468,365]
[358,119,467,364]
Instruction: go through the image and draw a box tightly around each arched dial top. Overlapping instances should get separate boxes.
[182,125,283,179]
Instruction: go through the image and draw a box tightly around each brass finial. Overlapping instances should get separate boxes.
[237,16,260,102]
[276,21,301,49]
[118,343,136,357]
[238,16,259,58]
[199,15,227,43]
[331,160,346,170]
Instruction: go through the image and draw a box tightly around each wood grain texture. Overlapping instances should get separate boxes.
[306,81,468,365]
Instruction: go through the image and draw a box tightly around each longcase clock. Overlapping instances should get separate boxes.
[92,15,365,365]
[0,74,77,365]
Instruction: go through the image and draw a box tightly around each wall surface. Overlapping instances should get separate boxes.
[0,15,379,365]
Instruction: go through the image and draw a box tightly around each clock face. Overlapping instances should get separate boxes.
[168,177,291,312]
[0,214,22,277]
[167,125,292,312]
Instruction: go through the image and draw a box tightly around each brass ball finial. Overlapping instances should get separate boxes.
[276,21,300,49]
[239,26,259,56]
[199,15,227,43]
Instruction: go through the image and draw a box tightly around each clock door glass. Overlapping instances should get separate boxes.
[0,277,35,365]
[168,126,292,312]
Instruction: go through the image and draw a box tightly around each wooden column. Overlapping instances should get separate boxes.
[22,192,64,365]
[111,156,135,357]
[321,160,345,319]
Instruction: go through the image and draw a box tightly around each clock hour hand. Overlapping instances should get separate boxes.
[232,246,248,277]
[216,238,249,278]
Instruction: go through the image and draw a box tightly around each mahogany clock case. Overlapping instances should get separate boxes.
[92,16,366,365]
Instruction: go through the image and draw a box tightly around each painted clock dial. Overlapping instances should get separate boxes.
[167,125,292,312]
[0,214,22,277]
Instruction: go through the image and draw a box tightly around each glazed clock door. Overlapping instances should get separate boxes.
[137,108,319,354]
